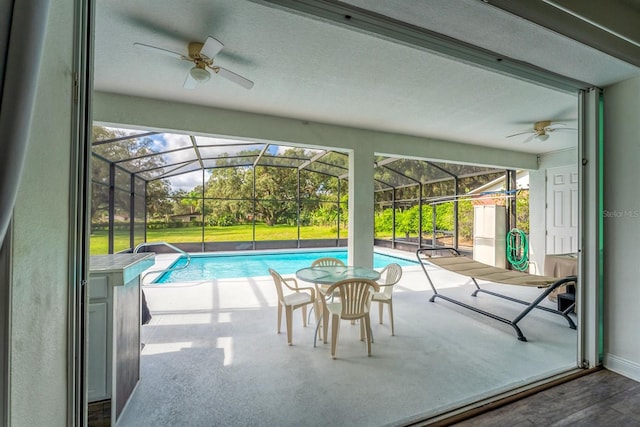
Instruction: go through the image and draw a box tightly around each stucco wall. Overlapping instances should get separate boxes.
[603,75,640,381]
[93,92,540,171]
[10,0,74,424]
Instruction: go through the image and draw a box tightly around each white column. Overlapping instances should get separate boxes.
[348,147,375,268]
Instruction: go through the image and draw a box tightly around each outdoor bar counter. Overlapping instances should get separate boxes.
[88,253,155,423]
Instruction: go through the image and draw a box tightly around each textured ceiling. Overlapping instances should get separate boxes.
[94,0,640,156]
[341,0,640,86]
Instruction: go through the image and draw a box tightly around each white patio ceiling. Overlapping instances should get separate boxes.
[94,0,640,156]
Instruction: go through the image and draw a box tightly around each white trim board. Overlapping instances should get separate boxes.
[604,353,640,383]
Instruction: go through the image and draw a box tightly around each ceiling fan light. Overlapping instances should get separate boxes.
[536,133,550,142]
[190,66,210,82]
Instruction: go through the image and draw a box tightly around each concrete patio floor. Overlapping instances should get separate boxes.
[117,249,579,426]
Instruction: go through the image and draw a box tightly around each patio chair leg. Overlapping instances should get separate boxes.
[331,314,340,359]
[277,302,282,334]
[286,306,293,346]
[364,315,373,356]
[323,305,329,344]
[302,305,307,327]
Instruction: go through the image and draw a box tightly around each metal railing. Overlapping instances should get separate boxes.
[134,241,191,284]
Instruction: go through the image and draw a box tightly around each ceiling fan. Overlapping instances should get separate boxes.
[134,36,254,90]
[506,120,575,143]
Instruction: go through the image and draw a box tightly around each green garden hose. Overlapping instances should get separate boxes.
[507,228,529,271]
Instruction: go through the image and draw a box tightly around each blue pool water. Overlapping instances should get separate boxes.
[153,250,416,283]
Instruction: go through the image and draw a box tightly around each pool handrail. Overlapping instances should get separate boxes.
[134,241,191,284]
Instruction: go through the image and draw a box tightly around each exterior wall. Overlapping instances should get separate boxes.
[94,92,539,171]
[528,148,578,274]
[602,75,640,381]
[10,0,74,424]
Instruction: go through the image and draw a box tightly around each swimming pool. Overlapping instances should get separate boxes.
[153,250,416,283]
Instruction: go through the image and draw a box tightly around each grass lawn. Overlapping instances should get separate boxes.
[90,224,348,255]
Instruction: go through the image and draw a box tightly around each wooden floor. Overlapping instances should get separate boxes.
[450,369,640,426]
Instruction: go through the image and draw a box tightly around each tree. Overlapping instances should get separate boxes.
[182,188,203,214]
[204,166,252,225]
[253,166,298,226]
[91,126,172,225]
[146,179,173,220]
[170,189,202,216]
[197,147,347,227]
[516,190,530,234]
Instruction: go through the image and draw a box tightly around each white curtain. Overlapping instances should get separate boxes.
[0,0,51,244]
[0,2,50,421]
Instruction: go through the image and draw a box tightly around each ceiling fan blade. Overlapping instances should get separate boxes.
[506,130,534,138]
[215,67,254,89]
[201,36,224,59]
[551,127,578,132]
[522,134,536,143]
[545,123,568,131]
[183,72,198,90]
[134,43,184,60]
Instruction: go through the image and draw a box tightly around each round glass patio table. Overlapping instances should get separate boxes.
[295,265,380,284]
[296,265,380,347]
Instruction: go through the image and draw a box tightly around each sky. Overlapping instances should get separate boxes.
[146,132,297,192]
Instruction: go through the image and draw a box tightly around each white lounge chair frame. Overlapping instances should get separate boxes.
[416,247,577,342]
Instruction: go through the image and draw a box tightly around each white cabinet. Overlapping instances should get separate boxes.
[88,253,154,424]
[88,292,110,400]
[473,205,506,268]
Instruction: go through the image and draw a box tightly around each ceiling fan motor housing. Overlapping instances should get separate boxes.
[188,42,207,60]
[534,120,552,133]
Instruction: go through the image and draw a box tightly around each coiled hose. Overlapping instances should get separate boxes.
[507,228,529,271]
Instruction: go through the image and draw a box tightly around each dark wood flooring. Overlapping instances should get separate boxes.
[87,399,110,427]
[451,369,640,426]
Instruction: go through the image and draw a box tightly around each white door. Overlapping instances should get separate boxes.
[546,165,578,254]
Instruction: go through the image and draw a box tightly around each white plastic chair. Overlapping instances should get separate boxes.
[269,268,317,346]
[308,257,346,322]
[323,278,380,359]
[311,257,345,294]
[372,263,402,336]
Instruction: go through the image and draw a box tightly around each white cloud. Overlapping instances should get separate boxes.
[162,133,192,149]
[166,169,211,192]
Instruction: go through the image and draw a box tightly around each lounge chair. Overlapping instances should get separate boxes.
[416,247,577,342]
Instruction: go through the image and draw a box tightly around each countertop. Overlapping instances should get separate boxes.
[90,253,155,284]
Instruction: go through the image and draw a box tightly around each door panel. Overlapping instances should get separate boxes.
[546,165,578,254]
